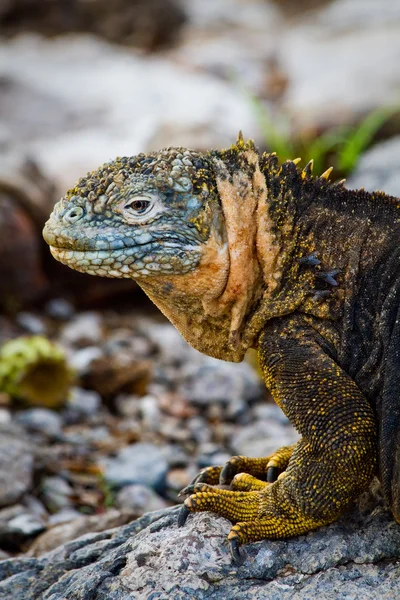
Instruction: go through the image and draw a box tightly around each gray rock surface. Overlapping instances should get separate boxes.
[1,489,400,599]
[347,136,400,198]
[15,408,62,438]
[102,442,169,492]
[0,428,33,508]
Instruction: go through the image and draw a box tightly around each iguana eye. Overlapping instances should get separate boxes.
[126,199,151,214]
[120,193,165,223]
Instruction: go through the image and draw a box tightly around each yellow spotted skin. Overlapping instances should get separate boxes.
[184,317,377,545]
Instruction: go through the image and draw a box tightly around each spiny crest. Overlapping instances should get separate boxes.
[234,130,256,152]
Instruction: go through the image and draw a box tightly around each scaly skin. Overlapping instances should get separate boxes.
[43,135,400,561]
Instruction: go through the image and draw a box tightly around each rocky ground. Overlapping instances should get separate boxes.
[0,305,298,561]
[1,0,400,597]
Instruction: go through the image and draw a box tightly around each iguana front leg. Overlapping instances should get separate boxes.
[179,318,377,559]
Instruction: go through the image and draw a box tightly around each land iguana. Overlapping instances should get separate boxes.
[43,134,400,562]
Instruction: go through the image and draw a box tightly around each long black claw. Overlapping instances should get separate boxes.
[229,538,244,565]
[178,485,195,497]
[177,505,190,527]
[220,462,235,485]
[267,466,279,483]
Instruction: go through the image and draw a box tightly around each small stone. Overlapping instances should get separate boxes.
[231,420,300,458]
[66,387,102,417]
[15,312,46,335]
[165,468,192,493]
[139,395,161,431]
[161,444,190,468]
[115,484,167,514]
[0,408,11,424]
[253,402,290,425]
[45,298,75,321]
[15,408,62,437]
[103,442,168,493]
[7,513,46,538]
[196,451,231,470]
[0,504,46,548]
[61,312,103,347]
[0,429,33,507]
[41,476,74,512]
[115,394,140,418]
[67,347,103,374]
[180,359,263,406]
[48,508,82,525]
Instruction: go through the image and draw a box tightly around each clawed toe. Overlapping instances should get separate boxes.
[177,505,191,527]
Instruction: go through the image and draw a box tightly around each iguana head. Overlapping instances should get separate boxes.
[44,137,282,361]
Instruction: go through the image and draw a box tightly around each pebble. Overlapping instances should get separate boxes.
[103,442,168,493]
[0,408,11,424]
[115,394,141,418]
[41,476,74,512]
[67,347,103,374]
[15,408,62,437]
[45,298,75,321]
[48,507,83,525]
[180,359,263,406]
[165,468,192,493]
[0,430,33,508]
[61,312,103,346]
[139,394,161,431]
[0,504,46,548]
[15,312,47,335]
[231,420,300,458]
[6,513,46,539]
[66,387,102,417]
[115,484,167,514]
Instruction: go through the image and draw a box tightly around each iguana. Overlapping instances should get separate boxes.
[43,134,400,562]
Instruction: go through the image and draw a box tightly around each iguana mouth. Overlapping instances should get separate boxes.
[49,243,199,278]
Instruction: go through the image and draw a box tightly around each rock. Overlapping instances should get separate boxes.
[45,298,75,321]
[2,490,400,599]
[0,428,33,508]
[180,359,263,407]
[15,312,46,335]
[27,508,136,557]
[48,508,82,526]
[40,476,74,512]
[61,312,103,347]
[231,419,299,458]
[0,35,257,197]
[65,387,102,417]
[82,353,151,398]
[165,468,192,497]
[15,408,62,437]
[102,443,169,493]
[67,347,103,375]
[0,0,186,51]
[347,136,400,198]
[0,409,11,424]
[115,484,167,514]
[0,151,54,311]
[0,504,46,550]
[139,395,161,431]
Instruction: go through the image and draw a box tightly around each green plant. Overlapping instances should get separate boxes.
[248,92,398,177]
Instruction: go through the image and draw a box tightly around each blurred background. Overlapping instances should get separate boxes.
[0,0,400,559]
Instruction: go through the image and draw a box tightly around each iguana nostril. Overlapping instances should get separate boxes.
[63,206,84,223]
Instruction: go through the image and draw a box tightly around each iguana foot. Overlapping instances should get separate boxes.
[179,445,295,497]
[178,476,324,563]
